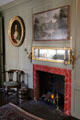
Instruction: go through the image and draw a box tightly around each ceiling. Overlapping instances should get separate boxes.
[0,0,15,6]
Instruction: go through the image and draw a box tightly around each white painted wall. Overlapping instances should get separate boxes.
[0,0,80,119]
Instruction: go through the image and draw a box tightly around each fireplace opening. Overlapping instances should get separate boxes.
[37,71,65,111]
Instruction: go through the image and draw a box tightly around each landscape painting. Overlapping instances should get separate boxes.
[33,5,70,41]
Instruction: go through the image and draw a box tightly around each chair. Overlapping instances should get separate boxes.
[3,69,24,93]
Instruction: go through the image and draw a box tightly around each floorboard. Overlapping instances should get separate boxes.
[0,89,79,120]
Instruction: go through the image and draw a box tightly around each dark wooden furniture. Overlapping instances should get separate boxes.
[3,69,24,92]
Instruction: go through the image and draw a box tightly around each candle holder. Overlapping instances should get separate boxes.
[24,48,32,62]
[70,50,75,69]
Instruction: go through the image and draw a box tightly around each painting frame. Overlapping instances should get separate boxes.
[32,46,71,64]
[8,16,25,47]
[33,5,70,41]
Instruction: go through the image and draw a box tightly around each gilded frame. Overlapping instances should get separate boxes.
[8,16,24,47]
[32,47,71,64]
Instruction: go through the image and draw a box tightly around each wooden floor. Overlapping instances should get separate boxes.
[0,89,79,120]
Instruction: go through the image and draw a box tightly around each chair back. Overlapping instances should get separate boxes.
[6,69,24,83]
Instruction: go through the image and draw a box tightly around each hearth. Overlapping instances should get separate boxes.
[33,64,71,115]
[37,71,64,111]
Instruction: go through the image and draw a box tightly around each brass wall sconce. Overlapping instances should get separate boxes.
[24,48,32,62]
[70,50,75,69]
[64,49,75,69]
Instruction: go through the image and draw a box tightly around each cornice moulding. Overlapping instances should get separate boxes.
[0,0,32,11]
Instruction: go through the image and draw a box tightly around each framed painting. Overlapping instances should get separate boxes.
[8,16,25,47]
[33,5,70,41]
[32,47,71,64]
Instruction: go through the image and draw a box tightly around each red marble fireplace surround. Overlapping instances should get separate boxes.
[33,64,71,115]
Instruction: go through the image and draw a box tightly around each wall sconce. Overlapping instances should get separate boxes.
[24,48,32,62]
[64,49,75,69]
[70,50,75,69]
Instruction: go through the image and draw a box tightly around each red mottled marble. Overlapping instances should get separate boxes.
[33,64,71,115]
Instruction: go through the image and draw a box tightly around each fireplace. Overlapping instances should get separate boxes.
[38,71,65,111]
[33,64,71,115]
